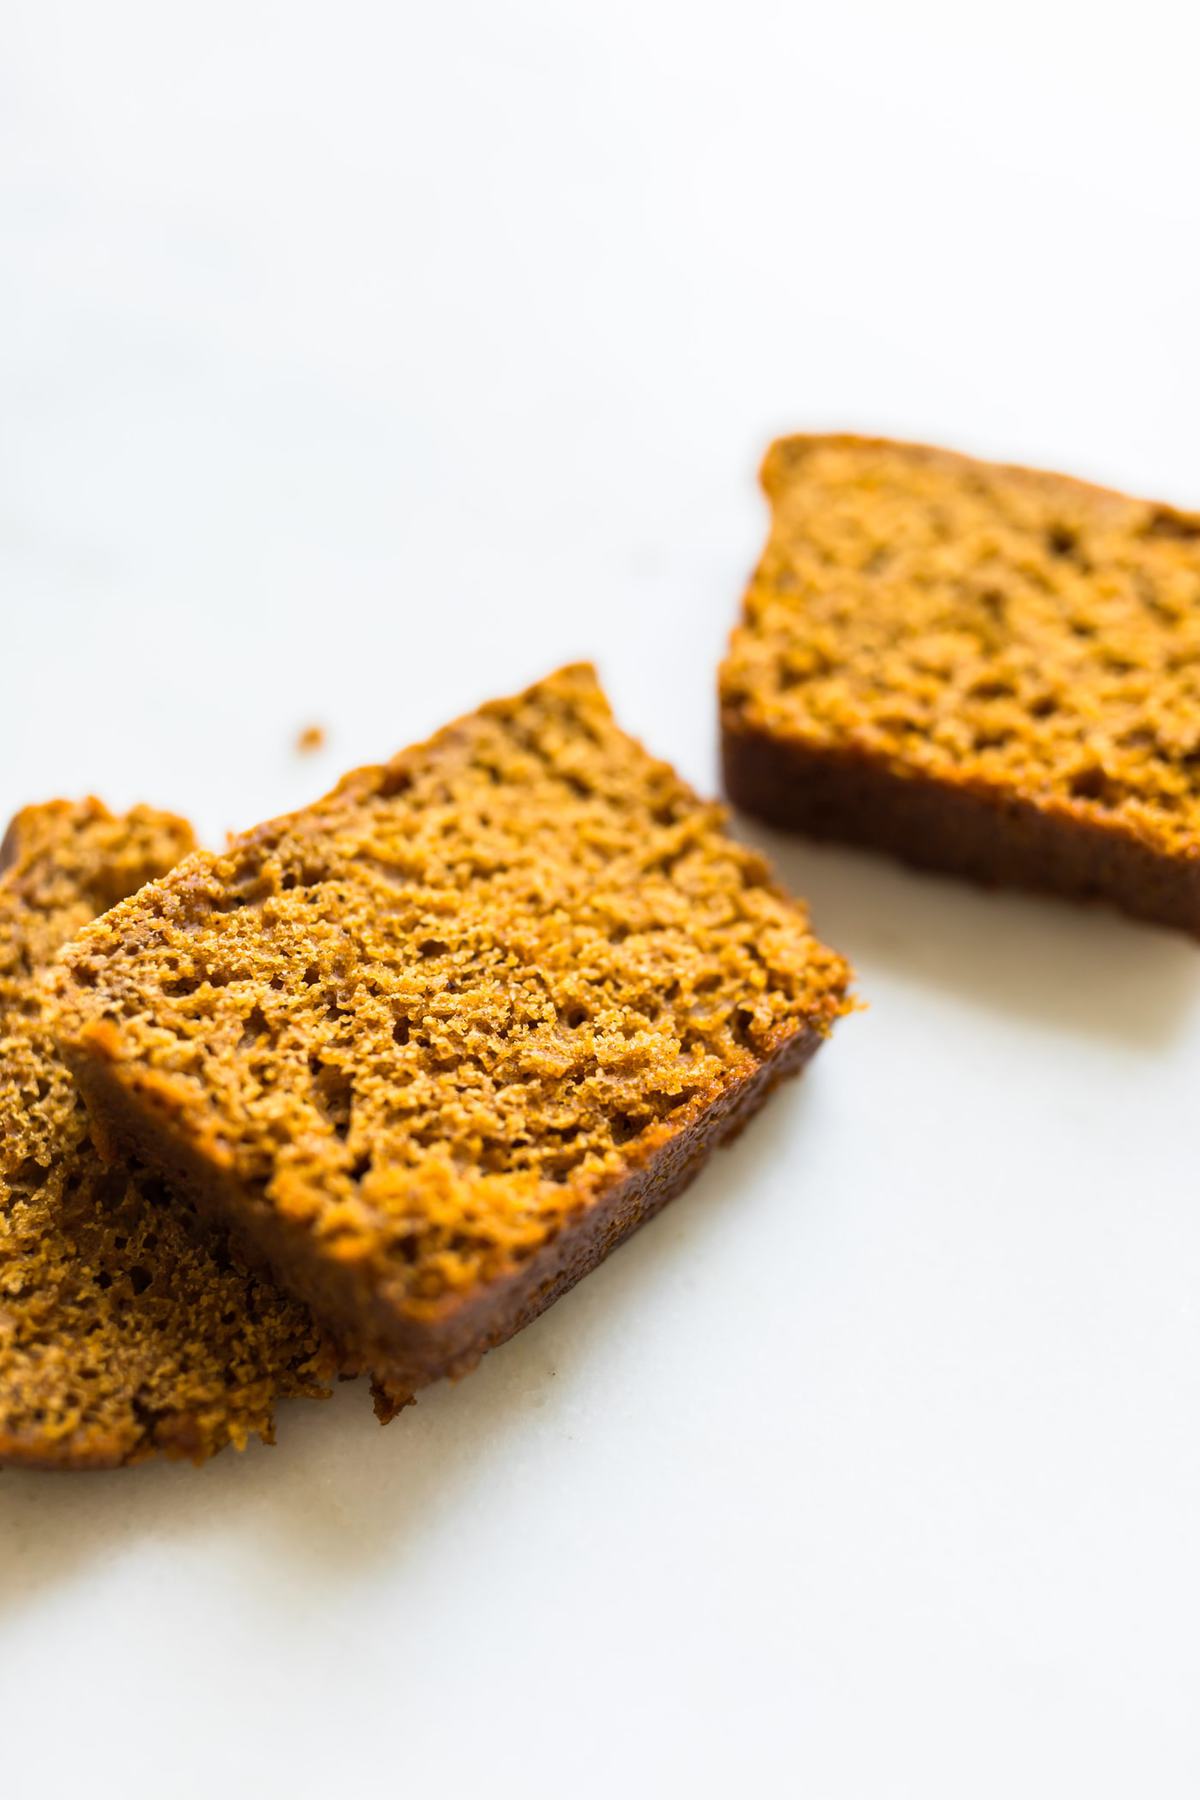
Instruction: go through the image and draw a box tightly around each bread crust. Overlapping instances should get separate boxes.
[722,718,1200,931]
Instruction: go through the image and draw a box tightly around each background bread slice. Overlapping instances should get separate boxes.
[53,667,850,1405]
[0,799,338,1468]
[721,434,1200,932]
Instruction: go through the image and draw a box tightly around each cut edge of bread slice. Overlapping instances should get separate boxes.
[721,434,1200,934]
[52,666,852,1407]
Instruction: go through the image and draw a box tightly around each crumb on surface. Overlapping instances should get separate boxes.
[296,724,327,754]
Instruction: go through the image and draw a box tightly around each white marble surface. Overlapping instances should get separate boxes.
[3,4,1200,1794]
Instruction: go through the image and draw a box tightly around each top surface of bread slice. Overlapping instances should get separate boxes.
[52,667,849,1381]
[0,799,336,1469]
[721,435,1200,860]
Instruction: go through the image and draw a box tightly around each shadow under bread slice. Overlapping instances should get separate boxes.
[53,665,851,1411]
[721,433,1200,933]
[0,799,340,1469]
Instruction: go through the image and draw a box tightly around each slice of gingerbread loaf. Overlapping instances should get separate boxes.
[721,434,1200,932]
[0,799,338,1468]
[52,666,850,1407]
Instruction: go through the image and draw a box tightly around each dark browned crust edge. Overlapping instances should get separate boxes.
[721,711,1200,935]
[68,1019,827,1413]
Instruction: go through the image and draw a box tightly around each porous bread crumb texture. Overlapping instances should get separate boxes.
[722,436,1200,860]
[54,668,849,1381]
[0,799,336,1470]
[0,801,197,1018]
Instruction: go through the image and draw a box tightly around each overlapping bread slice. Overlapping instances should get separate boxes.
[0,799,338,1468]
[53,667,850,1411]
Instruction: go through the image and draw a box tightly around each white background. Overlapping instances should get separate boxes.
[3,3,1200,1794]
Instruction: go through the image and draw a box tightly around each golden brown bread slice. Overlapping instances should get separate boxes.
[0,799,338,1469]
[721,434,1200,932]
[52,667,850,1408]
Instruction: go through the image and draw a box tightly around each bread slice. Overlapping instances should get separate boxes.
[0,799,338,1468]
[52,667,850,1407]
[721,434,1200,932]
